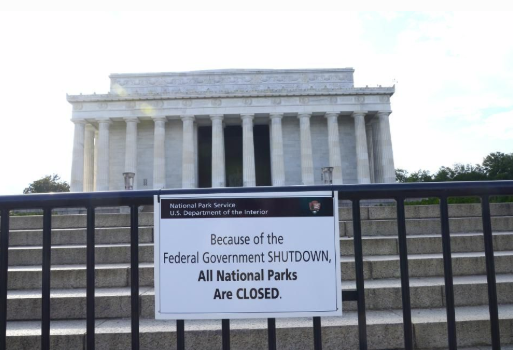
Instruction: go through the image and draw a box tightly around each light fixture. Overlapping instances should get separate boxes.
[123,172,135,190]
[321,167,334,185]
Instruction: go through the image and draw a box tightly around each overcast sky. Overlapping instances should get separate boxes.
[0,10,512,195]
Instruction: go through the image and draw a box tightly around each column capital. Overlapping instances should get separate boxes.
[124,117,140,123]
[352,111,368,118]
[71,119,87,125]
[377,110,392,118]
[96,119,111,125]
[152,116,167,123]
[210,114,224,122]
[240,113,254,121]
[325,112,339,119]
[180,115,195,122]
[297,113,311,119]
[269,113,284,120]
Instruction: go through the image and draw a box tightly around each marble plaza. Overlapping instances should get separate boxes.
[67,68,396,191]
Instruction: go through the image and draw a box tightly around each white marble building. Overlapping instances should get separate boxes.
[67,69,396,192]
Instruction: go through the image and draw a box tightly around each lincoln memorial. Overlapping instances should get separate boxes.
[67,68,396,192]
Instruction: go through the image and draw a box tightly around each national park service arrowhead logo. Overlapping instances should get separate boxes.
[309,200,321,214]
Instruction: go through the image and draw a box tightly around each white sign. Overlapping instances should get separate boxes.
[154,191,341,319]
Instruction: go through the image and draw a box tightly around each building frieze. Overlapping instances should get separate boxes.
[67,86,395,104]
[69,93,393,120]
[108,69,356,97]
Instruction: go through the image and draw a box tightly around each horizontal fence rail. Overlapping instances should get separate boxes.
[0,180,511,350]
[1,180,513,208]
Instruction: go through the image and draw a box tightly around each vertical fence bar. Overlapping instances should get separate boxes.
[130,204,139,350]
[396,198,413,349]
[481,196,501,349]
[352,199,368,350]
[0,209,9,349]
[41,207,52,350]
[313,317,322,350]
[222,319,230,350]
[440,197,457,350]
[86,207,95,350]
[176,320,185,350]
[267,318,276,350]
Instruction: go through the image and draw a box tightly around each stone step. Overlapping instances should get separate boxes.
[338,202,513,221]
[5,212,154,230]
[5,304,513,349]
[7,243,154,266]
[342,274,513,310]
[341,232,513,256]
[340,216,513,236]
[447,347,513,350]
[6,227,154,247]
[7,263,154,290]
[6,287,153,321]
[6,251,513,290]
[342,251,513,280]
[6,275,513,321]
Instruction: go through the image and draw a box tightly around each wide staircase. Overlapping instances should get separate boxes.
[3,203,513,349]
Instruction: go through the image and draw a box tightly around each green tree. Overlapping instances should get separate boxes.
[432,166,454,182]
[23,174,70,194]
[408,169,433,182]
[395,169,432,182]
[483,152,513,180]
[450,163,487,181]
[395,169,409,183]
[396,151,513,204]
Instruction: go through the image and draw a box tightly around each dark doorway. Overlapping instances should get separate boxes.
[197,126,212,188]
[254,125,272,186]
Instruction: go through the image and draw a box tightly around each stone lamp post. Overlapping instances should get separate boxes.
[321,167,334,185]
[123,172,135,190]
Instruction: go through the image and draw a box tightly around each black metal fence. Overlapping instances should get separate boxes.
[0,181,509,350]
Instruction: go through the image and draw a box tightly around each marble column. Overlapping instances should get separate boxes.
[96,119,111,191]
[353,112,371,184]
[124,118,139,188]
[70,120,86,192]
[269,113,285,186]
[377,111,396,183]
[241,114,256,187]
[211,114,225,187]
[181,115,196,188]
[298,113,315,185]
[325,113,344,185]
[153,117,166,189]
[93,130,98,191]
[193,122,199,188]
[371,119,383,183]
[366,123,375,183]
[83,124,95,192]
